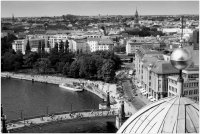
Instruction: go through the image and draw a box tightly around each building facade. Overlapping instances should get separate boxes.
[168,67,199,101]
[12,39,27,54]
[87,38,114,52]
[135,46,180,100]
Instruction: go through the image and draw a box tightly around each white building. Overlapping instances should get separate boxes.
[12,39,27,54]
[12,38,49,54]
[87,37,114,52]
[48,34,69,48]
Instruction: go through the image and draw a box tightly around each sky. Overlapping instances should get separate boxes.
[1,1,199,17]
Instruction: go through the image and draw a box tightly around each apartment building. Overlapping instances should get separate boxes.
[70,39,90,53]
[168,66,199,101]
[135,46,179,100]
[87,37,114,52]
[48,34,69,48]
[12,39,27,54]
[12,38,48,54]
[126,37,160,56]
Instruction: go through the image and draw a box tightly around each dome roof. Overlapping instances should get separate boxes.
[117,96,199,133]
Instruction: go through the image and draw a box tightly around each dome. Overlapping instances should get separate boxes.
[117,96,199,133]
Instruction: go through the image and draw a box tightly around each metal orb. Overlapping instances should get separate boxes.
[170,47,192,70]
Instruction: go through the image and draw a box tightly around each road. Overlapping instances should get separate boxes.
[122,79,146,110]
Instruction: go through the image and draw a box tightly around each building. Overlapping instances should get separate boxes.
[193,29,199,50]
[168,66,199,101]
[12,38,49,54]
[126,37,160,56]
[48,34,69,48]
[12,39,27,54]
[29,38,46,52]
[70,38,90,53]
[87,37,114,52]
[131,9,140,28]
[135,46,180,100]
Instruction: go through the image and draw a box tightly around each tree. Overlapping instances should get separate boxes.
[33,58,51,74]
[38,41,42,54]
[62,62,71,76]
[15,50,24,68]
[1,34,17,55]
[59,40,64,53]
[25,39,31,54]
[54,42,59,53]
[65,40,69,53]
[1,50,23,71]
[2,52,16,71]
[69,60,80,78]
[24,52,39,68]
[42,42,45,54]
[56,62,65,73]
[101,59,116,82]
[40,41,45,58]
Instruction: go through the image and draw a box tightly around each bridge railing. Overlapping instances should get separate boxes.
[7,108,118,124]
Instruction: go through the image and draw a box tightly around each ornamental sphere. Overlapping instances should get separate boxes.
[170,48,192,70]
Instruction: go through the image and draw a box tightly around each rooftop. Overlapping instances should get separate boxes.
[151,60,179,74]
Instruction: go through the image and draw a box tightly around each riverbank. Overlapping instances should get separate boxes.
[1,72,116,103]
[1,72,137,115]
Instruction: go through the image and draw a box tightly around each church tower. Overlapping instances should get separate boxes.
[134,9,139,24]
[133,8,140,28]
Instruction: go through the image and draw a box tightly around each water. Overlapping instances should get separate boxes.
[1,78,102,121]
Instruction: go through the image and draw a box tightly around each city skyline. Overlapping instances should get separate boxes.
[1,1,199,17]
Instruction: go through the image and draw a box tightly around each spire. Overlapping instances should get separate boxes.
[12,13,15,23]
[135,7,138,17]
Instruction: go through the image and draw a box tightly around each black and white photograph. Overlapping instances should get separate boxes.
[1,0,199,133]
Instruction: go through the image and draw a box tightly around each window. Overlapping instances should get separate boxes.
[172,87,174,92]
[184,91,188,95]
[189,90,193,95]
[158,80,161,88]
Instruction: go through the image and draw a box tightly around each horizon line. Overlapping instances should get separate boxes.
[2,14,199,18]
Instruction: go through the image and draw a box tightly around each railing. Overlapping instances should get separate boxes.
[6,108,118,131]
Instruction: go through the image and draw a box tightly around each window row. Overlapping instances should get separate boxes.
[184,82,199,88]
[184,89,199,95]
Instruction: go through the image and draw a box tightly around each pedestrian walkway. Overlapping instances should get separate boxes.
[7,109,118,131]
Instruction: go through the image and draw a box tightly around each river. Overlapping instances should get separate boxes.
[1,78,102,121]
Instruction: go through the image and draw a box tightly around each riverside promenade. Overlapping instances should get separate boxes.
[1,72,115,103]
[2,72,138,122]
[6,109,118,132]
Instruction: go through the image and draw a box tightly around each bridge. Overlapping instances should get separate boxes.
[6,108,119,132]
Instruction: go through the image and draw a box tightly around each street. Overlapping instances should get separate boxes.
[122,79,146,110]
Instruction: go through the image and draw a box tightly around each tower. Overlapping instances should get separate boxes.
[133,8,140,28]
[12,14,15,23]
[134,8,139,24]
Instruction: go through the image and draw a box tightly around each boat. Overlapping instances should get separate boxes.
[59,83,84,92]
